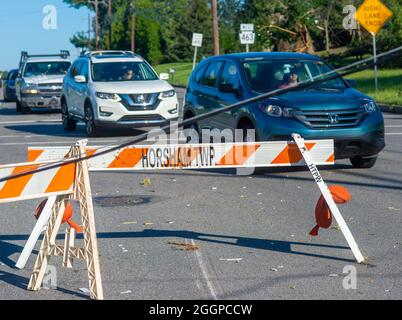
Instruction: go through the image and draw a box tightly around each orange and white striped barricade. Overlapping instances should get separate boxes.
[28,139,335,170]
[0,141,104,300]
[27,138,364,263]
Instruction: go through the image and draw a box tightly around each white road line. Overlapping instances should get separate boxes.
[0,120,61,125]
[385,133,402,136]
[189,239,218,300]
[0,140,119,146]
[386,125,402,128]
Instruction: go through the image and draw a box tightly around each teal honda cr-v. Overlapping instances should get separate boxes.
[183,52,385,168]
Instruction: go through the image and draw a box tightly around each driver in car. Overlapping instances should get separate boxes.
[279,72,298,89]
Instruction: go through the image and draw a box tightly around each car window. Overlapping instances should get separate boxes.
[91,62,158,82]
[8,71,17,80]
[23,61,71,77]
[70,61,83,78]
[219,62,240,90]
[202,61,223,87]
[194,64,208,84]
[243,59,346,93]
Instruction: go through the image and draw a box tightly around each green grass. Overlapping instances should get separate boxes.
[154,61,402,106]
[154,62,193,87]
[349,69,402,106]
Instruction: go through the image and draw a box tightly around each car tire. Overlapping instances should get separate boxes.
[241,122,257,143]
[85,104,100,137]
[61,99,77,131]
[183,114,199,143]
[350,156,378,169]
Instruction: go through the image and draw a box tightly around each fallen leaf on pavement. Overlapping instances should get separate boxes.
[140,179,152,186]
[168,241,200,251]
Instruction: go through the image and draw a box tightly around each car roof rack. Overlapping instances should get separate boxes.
[80,50,139,58]
[19,50,70,68]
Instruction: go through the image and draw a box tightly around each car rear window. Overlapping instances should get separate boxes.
[194,64,208,84]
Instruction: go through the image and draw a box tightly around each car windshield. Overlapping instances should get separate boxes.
[242,59,346,93]
[92,62,159,82]
[23,62,71,77]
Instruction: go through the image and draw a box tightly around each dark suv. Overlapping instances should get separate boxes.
[183,52,385,168]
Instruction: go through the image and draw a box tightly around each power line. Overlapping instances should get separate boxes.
[0,45,401,184]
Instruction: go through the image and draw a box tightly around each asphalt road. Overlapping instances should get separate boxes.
[0,89,401,300]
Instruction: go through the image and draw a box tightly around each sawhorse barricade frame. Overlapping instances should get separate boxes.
[0,135,365,300]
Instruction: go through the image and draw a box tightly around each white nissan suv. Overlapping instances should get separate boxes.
[61,51,179,136]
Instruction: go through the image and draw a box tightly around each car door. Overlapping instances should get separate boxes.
[216,61,243,130]
[66,60,83,116]
[196,61,223,130]
[74,60,89,118]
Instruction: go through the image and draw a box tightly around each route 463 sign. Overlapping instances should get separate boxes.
[356,0,393,35]
[239,31,255,45]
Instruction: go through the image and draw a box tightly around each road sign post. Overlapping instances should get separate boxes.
[192,33,203,70]
[356,0,393,92]
[240,24,255,53]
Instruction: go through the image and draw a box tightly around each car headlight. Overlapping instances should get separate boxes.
[264,104,294,118]
[96,92,121,101]
[21,84,38,94]
[361,101,379,113]
[160,90,176,99]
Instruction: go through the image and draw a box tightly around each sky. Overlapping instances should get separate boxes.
[0,0,89,70]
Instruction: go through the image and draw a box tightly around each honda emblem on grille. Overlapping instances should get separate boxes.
[328,114,339,124]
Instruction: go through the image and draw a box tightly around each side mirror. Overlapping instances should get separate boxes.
[74,75,87,83]
[160,73,169,81]
[346,79,356,88]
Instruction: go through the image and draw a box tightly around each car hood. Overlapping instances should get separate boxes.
[264,88,372,111]
[24,74,65,85]
[92,80,173,94]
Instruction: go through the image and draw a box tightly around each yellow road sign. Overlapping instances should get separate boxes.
[356,0,393,35]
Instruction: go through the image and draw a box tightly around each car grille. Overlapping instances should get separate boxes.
[38,83,63,97]
[119,93,160,111]
[294,108,365,129]
[119,114,166,122]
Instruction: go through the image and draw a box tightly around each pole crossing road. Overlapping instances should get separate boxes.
[0,89,401,300]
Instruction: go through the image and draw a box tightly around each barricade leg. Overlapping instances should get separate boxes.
[63,227,75,268]
[74,147,104,300]
[15,195,57,269]
[292,133,365,263]
[27,194,67,290]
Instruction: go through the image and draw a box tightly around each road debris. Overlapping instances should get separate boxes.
[328,274,338,277]
[289,285,297,290]
[388,206,400,212]
[122,221,137,225]
[167,221,175,224]
[140,178,152,186]
[270,268,278,272]
[219,258,243,262]
[121,290,132,294]
[168,241,200,251]
[143,222,154,226]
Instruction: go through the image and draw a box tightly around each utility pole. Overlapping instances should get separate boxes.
[130,0,136,52]
[108,0,112,50]
[211,0,219,55]
[87,12,91,50]
[88,0,107,50]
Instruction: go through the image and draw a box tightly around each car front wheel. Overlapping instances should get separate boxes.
[61,99,77,131]
[85,105,100,137]
[350,156,378,169]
